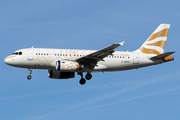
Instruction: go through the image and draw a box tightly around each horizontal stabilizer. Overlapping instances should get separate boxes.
[150,51,175,60]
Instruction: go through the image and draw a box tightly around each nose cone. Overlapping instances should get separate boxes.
[4,57,11,65]
[4,56,15,66]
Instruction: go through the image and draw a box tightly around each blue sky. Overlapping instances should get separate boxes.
[1,0,180,120]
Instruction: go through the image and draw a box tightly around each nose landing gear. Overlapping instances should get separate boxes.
[27,69,32,80]
[78,72,92,85]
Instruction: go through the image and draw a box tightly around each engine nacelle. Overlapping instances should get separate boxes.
[56,60,84,71]
[48,70,75,79]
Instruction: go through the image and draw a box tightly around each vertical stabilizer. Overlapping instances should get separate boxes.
[137,24,170,55]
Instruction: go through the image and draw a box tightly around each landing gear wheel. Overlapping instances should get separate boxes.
[79,78,86,85]
[27,75,32,80]
[27,69,32,80]
[85,73,92,80]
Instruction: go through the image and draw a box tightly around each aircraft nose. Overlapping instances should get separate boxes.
[4,57,10,65]
[4,56,14,65]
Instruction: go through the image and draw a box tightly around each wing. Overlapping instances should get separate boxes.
[76,41,125,65]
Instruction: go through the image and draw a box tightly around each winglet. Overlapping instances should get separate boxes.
[119,41,125,47]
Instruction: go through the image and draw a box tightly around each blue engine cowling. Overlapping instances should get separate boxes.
[56,60,61,70]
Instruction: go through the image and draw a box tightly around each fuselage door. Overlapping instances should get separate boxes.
[28,48,34,60]
[133,53,139,64]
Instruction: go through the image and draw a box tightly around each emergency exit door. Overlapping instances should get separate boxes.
[28,48,34,60]
[133,53,139,64]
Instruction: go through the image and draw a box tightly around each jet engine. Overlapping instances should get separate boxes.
[48,70,75,79]
[56,60,84,71]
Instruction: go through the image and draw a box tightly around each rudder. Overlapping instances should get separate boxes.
[138,24,170,55]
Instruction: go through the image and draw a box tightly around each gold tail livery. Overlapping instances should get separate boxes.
[4,24,175,85]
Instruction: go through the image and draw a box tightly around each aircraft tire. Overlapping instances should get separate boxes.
[85,73,92,80]
[79,78,86,85]
[27,75,32,80]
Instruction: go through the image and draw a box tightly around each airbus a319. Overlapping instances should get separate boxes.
[4,24,175,85]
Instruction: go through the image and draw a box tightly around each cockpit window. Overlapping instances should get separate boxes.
[12,52,23,55]
[19,52,22,55]
[12,52,18,55]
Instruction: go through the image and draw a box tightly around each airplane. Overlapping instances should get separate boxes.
[4,24,175,85]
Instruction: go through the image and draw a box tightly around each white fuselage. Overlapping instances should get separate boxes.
[4,24,174,84]
[4,48,163,72]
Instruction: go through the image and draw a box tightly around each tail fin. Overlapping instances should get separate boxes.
[138,24,170,55]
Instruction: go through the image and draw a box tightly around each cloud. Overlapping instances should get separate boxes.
[66,70,180,109]
[44,86,180,120]
[26,70,180,120]
[1,70,179,102]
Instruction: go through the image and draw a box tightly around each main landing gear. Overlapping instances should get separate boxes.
[27,69,32,80]
[78,72,92,85]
